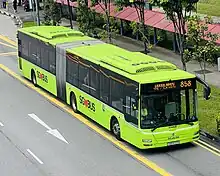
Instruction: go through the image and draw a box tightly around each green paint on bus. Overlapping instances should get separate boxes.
[17,26,207,149]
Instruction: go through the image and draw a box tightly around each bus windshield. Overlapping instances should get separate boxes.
[140,89,197,129]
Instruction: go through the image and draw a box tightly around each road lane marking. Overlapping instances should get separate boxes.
[194,141,220,157]
[28,113,51,130]
[0,65,173,176]
[0,122,4,126]
[0,52,17,56]
[196,140,220,155]
[28,113,69,144]
[27,149,44,164]
[0,35,16,46]
[0,41,17,49]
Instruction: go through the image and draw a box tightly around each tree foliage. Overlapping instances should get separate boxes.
[91,0,113,43]
[149,0,199,70]
[76,0,96,36]
[97,16,119,42]
[184,15,219,80]
[43,0,61,26]
[115,0,151,52]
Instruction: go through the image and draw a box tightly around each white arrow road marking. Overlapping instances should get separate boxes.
[27,149,44,164]
[0,122,4,127]
[28,113,51,130]
[28,113,69,144]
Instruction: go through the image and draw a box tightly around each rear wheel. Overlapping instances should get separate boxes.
[111,118,121,140]
[70,93,78,113]
[31,71,37,86]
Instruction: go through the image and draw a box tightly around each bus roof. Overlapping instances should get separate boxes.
[68,43,195,84]
[18,26,195,84]
[18,26,93,46]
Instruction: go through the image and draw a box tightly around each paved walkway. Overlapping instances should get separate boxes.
[1,6,220,88]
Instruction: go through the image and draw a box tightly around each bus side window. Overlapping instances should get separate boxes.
[36,46,41,67]
[29,38,37,65]
[79,63,90,93]
[41,47,49,71]
[49,50,56,74]
[100,70,110,104]
[18,39,21,57]
[21,34,29,59]
[66,56,78,87]
[90,67,99,99]
[110,78,124,112]
[124,85,138,126]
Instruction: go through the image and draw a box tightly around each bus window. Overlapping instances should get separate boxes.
[66,57,79,87]
[100,70,110,104]
[110,78,124,112]
[21,37,29,58]
[49,51,56,74]
[90,67,99,99]
[41,48,49,71]
[79,64,90,93]
[140,89,197,129]
[124,95,138,126]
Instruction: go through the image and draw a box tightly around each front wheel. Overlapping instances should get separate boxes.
[111,118,121,140]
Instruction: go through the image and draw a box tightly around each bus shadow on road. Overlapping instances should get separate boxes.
[141,143,196,155]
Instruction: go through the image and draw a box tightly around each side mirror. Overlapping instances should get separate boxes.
[196,75,211,100]
[203,87,211,100]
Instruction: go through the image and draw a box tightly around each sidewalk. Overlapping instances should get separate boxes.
[1,6,220,88]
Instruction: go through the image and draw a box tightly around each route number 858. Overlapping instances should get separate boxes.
[180,80,192,88]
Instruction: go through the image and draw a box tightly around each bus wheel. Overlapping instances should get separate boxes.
[31,71,37,86]
[111,118,121,140]
[70,93,78,113]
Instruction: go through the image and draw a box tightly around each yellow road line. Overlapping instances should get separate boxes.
[0,64,173,176]
[0,35,16,46]
[197,139,220,154]
[194,141,220,157]
[0,52,17,56]
[0,41,17,49]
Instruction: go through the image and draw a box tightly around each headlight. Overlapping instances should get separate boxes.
[142,139,152,143]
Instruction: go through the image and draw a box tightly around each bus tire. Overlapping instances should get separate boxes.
[31,70,37,87]
[111,117,121,140]
[70,92,78,113]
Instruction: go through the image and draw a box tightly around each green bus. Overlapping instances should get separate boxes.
[17,26,211,149]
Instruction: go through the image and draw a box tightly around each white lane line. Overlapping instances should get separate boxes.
[27,149,44,164]
[0,122,4,126]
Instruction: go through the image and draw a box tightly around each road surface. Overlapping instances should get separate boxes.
[0,12,219,176]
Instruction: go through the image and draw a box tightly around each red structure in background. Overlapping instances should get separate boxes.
[56,0,220,45]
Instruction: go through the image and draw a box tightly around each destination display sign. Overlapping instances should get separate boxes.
[141,78,196,94]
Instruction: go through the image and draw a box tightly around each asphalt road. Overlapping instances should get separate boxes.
[0,68,161,176]
[0,12,219,176]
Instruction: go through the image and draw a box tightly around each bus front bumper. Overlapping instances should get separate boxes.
[139,132,200,149]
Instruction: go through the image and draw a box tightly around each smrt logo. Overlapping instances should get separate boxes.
[37,71,48,83]
[79,95,95,112]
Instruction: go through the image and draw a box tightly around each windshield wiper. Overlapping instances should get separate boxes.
[151,121,170,132]
[151,120,194,132]
[182,121,194,126]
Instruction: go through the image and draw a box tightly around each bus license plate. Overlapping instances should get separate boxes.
[167,141,180,146]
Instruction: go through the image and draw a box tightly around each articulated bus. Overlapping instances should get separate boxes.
[17,26,211,149]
